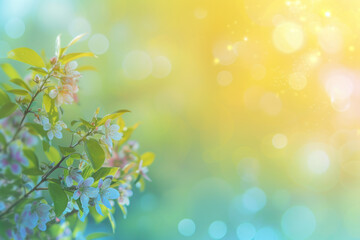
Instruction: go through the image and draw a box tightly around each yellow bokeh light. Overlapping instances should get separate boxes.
[272,22,304,54]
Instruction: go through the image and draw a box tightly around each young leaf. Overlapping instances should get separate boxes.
[7,48,46,68]
[0,89,10,104]
[23,149,39,168]
[141,152,155,167]
[48,183,68,217]
[108,212,116,233]
[45,146,61,163]
[84,138,105,170]
[59,33,87,57]
[97,110,130,126]
[43,94,59,124]
[28,67,48,75]
[59,146,76,155]
[92,167,118,182]
[61,52,96,64]
[25,123,47,137]
[0,102,18,119]
[10,78,31,92]
[7,89,30,96]
[1,63,21,79]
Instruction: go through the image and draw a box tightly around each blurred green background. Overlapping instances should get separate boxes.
[3,0,360,239]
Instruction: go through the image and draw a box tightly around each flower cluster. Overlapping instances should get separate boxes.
[0,35,154,239]
[49,61,81,106]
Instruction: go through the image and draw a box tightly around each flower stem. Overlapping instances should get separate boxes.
[0,128,93,219]
[5,69,54,149]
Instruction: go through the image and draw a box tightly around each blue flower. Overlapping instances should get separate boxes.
[65,167,83,187]
[32,202,52,231]
[95,178,119,216]
[101,120,122,148]
[73,177,98,221]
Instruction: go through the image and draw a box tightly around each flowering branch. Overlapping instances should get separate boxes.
[0,34,154,239]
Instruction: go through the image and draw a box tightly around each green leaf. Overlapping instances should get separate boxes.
[61,52,96,64]
[28,67,48,75]
[48,183,68,217]
[141,152,155,167]
[0,102,18,119]
[59,33,87,58]
[7,89,30,96]
[7,47,46,68]
[0,89,10,105]
[84,138,105,170]
[97,110,130,126]
[92,167,118,182]
[22,149,42,175]
[117,123,139,146]
[0,132,6,146]
[43,140,50,151]
[22,168,43,176]
[1,63,21,79]
[86,232,111,240]
[23,149,39,168]
[25,122,47,137]
[45,146,61,163]
[108,212,116,233]
[43,94,59,124]
[82,166,94,179]
[10,78,31,92]
[59,146,76,155]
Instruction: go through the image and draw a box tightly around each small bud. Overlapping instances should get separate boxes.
[50,56,57,65]
[34,75,40,83]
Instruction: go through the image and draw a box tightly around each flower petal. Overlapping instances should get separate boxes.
[95,203,103,216]
[83,177,94,187]
[65,176,73,187]
[47,130,54,140]
[102,196,112,209]
[86,187,99,198]
[111,132,123,141]
[105,188,120,200]
[73,190,81,200]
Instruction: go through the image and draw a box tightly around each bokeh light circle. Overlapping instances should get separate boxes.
[242,187,267,213]
[307,150,330,175]
[217,71,233,86]
[272,22,304,54]
[88,33,109,55]
[236,223,256,240]
[178,218,196,237]
[254,227,279,240]
[151,56,172,79]
[68,17,91,38]
[325,70,353,101]
[281,206,316,240]
[272,134,288,149]
[318,26,343,54]
[5,18,25,39]
[122,50,153,80]
[208,221,227,239]
[288,72,307,90]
